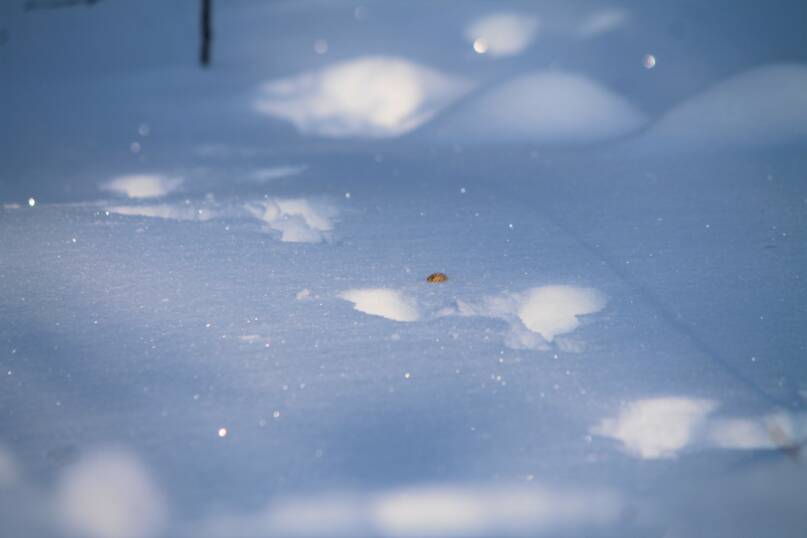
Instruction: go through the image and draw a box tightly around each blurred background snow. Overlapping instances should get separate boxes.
[1,1,807,537]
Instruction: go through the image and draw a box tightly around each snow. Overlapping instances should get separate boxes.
[254,57,472,138]
[593,398,807,458]
[591,397,717,459]
[517,286,606,342]
[248,165,306,183]
[435,72,646,144]
[464,13,539,57]
[339,288,421,322]
[642,64,807,150]
[197,483,621,537]
[100,174,183,199]
[56,449,167,538]
[246,197,337,243]
[575,9,630,39]
[452,286,606,350]
[0,446,18,488]
[106,204,216,221]
[1,1,807,537]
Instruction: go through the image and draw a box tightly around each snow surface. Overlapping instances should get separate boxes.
[1,1,807,537]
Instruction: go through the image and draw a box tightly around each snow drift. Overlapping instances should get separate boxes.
[464,13,539,57]
[435,72,645,144]
[642,64,807,150]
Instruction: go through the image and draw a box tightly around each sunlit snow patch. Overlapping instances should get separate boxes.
[339,288,420,322]
[592,398,717,459]
[465,13,539,57]
[642,64,807,150]
[372,484,620,537]
[517,286,606,341]
[246,198,337,243]
[435,72,645,144]
[455,285,606,350]
[254,56,472,138]
[708,412,807,452]
[56,448,167,538]
[100,174,183,199]
[593,398,807,459]
[106,204,216,221]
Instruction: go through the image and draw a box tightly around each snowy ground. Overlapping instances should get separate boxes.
[1,1,807,537]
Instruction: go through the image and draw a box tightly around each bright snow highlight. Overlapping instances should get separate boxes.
[339,288,420,322]
[254,56,472,138]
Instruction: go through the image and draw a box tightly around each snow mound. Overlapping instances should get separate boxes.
[199,483,621,537]
[56,449,167,538]
[464,13,539,57]
[435,72,645,144]
[643,64,807,149]
[455,285,606,349]
[254,56,472,138]
[339,288,420,322]
[100,174,183,199]
[246,198,337,243]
